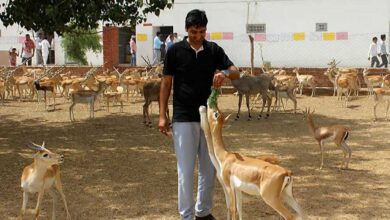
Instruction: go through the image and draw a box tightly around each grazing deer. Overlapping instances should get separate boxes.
[302,108,351,169]
[19,142,71,220]
[362,68,383,96]
[199,90,305,220]
[69,81,108,121]
[373,88,390,121]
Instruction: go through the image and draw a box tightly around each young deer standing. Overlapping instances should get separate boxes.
[373,88,390,121]
[19,142,71,220]
[302,108,351,169]
[199,90,305,220]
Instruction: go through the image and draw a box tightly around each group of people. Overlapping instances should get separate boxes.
[153,32,182,64]
[368,34,388,68]
[8,33,51,67]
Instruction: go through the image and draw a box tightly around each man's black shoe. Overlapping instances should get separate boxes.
[195,214,216,220]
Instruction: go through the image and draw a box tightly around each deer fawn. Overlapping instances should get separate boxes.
[19,142,71,220]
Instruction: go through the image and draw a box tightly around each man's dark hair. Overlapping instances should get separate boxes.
[156,31,160,36]
[185,9,208,29]
[373,37,377,41]
[25,34,30,37]
[380,34,386,40]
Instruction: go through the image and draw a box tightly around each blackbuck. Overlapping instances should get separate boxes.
[19,142,71,220]
[199,89,305,220]
[69,81,108,121]
[302,108,351,169]
[373,88,390,121]
[293,68,316,96]
[231,73,274,120]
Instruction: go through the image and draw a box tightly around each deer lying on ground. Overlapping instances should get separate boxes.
[69,81,108,121]
[373,88,390,121]
[19,142,71,220]
[362,68,383,96]
[302,108,351,169]
[199,90,305,220]
[293,68,316,96]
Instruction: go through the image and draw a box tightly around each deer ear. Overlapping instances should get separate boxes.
[224,114,232,122]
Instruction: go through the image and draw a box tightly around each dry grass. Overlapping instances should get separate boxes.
[0,93,389,219]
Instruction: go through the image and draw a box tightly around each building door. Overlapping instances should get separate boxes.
[118,27,133,64]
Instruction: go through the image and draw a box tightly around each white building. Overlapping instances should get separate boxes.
[136,0,390,68]
[0,0,103,66]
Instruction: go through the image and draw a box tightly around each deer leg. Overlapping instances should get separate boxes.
[69,103,75,121]
[265,93,271,118]
[288,91,297,114]
[373,100,380,121]
[34,189,45,220]
[319,141,324,169]
[245,94,251,120]
[54,175,71,220]
[53,91,56,111]
[337,143,348,169]
[19,191,29,220]
[48,189,58,220]
[282,178,306,220]
[226,185,237,220]
[235,190,243,220]
[235,94,242,120]
[342,141,352,169]
[262,192,295,220]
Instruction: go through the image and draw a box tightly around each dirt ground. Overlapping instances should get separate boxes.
[0,93,389,220]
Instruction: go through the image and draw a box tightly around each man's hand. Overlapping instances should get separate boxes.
[368,57,370,60]
[158,116,171,137]
[213,72,225,88]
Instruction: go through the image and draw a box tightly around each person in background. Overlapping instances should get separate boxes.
[166,34,175,52]
[159,9,240,220]
[35,33,43,65]
[130,35,137,66]
[368,37,380,68]
[153,32,163,64]
[21,34,35,66]
[41,36,51,66]
[378,34,388,68]
[174,32,182,42]
[9,47,19,67]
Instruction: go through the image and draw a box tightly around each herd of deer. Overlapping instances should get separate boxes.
[6,59,390,219]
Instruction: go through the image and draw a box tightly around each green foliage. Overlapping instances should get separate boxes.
[0,0,174,35]
[208,87,220,109]
[61,29,102,65]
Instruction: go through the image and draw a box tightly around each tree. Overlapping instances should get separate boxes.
[0,0,174,35]
[61,28,102,65]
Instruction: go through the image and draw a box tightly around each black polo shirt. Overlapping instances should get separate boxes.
[163,37,234,122]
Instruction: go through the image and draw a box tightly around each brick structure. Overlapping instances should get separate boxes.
[103,26,119,70]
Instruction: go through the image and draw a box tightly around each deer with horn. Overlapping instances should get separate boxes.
[199,88,305,220]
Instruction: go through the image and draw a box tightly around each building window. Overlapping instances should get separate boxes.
[246,24,266,33]
[316,23,327,32]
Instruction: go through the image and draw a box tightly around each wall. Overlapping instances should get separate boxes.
[136,0,390,68]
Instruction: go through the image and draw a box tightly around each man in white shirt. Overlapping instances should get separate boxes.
[40,36,50,66]
[153,32,163,64]
[368,37,380,68]
[378,34,388,68]
[35,33,43,65]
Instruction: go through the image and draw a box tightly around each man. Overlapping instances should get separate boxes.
[21,34,35,66]
[159,9,239,220]
[35,33,43,65]
[153,32,163,64]
[368,37,380,68]
[41,36,50,66]
[130,35,137,66]
[378,34,388,68]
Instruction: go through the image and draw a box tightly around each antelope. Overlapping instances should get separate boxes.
[293,68,316,96]
[231,73,274,120]
[69,81,108,121]
[19,142,71,220]
[362,68,383,95]
[103,85,124,113]
[302,108,351,169]
[199,92,305,220]
[142,80,169,127]
[0,77,5,104]
[373,88,390,121]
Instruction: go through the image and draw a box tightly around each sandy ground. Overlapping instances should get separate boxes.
[0,93,389,220]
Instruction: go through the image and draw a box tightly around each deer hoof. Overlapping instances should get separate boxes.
[234,115,240,121]
[265,114,270,118]
[257,115,261,120]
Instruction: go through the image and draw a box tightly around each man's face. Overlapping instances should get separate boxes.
[186,26,207,45]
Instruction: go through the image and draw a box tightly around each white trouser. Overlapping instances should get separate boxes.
[42,53,49,65]
[172,122,216,220]
[153,49,161,64]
